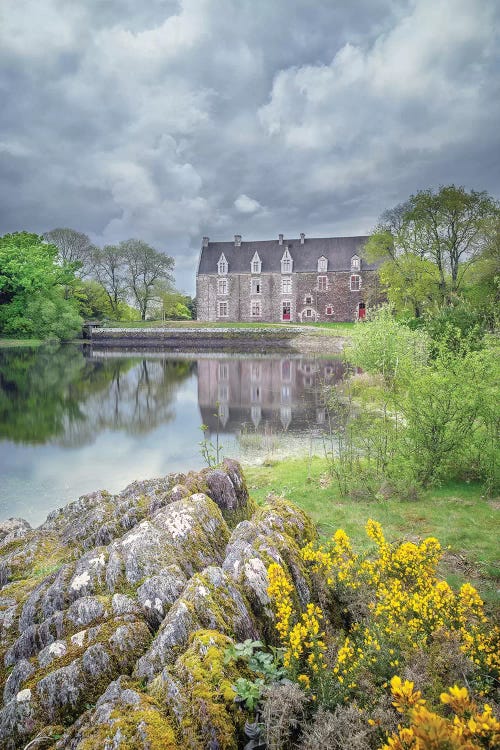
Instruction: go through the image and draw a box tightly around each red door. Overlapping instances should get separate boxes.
[358,303,366,319]
[282,302,291,321]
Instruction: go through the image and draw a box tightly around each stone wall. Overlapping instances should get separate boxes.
[90,327,299,351]
[197,270,382,322]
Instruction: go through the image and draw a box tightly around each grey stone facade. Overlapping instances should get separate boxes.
[196,234,381,323]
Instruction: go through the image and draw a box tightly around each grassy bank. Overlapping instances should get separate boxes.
[245,456,500,610]
[0,338,42,348]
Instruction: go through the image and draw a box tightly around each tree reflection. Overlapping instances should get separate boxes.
[0,345,194,445]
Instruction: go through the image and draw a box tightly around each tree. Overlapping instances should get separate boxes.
[378,254,440,318]
[91,244,127,318]
[0,232,82,339]
[43,227,95,277]
[151,282,192,320]
[121,239,175,320]
[365,186,500,313]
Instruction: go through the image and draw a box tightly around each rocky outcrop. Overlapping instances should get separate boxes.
[0,461,316,749]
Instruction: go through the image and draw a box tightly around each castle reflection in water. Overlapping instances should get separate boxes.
[197,356,345,436]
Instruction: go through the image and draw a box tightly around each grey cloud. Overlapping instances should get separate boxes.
[0,0,499,295]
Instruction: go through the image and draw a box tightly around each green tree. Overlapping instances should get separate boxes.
[0,232,82,339]
[91,244,127,317]
[365,186,499,313]
[121,239,175,320]
[72,279,140,321]
[152,282,192,320]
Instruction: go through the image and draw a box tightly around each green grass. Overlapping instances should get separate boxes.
[0,338,42,348]
[245,456,500,611]
[101,319,354,335]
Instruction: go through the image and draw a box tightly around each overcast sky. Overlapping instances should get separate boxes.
[1,0,499,294]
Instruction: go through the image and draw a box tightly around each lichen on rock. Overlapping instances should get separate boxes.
[0,460,318,750]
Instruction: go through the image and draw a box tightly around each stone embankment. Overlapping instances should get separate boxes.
[0,461,316,749]
[89,326,346,354]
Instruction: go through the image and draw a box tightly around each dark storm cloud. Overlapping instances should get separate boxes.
[1,0,499,293]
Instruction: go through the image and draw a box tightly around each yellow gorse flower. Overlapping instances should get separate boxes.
[382,682,500,749]
[268,521,499,724]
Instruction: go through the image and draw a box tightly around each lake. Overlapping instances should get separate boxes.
[0,344,345,526]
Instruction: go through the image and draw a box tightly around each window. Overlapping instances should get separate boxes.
[282,301,291,321]
[218,278,228,295]
[305,308,313,318]
[218,363,229,380]
[251,385,261,402]
[281,248,293,274]
[282,277,292,295]
[325,305,333,315]
[351,256,360,271]
[305,295,312,304]
[218,383,229,401]
[251,363,261,380]
[317,276,328,292]
[251,300,261,317]
[217,253,228,275]
[251,278,261,294]
[251,252,262,274]
[350,274,361,291]
[317,256,328,272]
[281,385,291,403]
[218,301,228,317]
[316,408,326,424]
[281,360,291,381]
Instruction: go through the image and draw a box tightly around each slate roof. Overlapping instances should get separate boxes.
[197,236,375,274]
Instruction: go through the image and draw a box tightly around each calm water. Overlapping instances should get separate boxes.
[0,344,345,526]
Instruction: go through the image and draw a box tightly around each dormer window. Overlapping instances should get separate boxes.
[281,247,293,274]
[251,251,262,274]
[317,256,328,272]
[351,255,360,271]
[217,253,228,275]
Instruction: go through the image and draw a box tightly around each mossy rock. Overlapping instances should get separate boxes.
[152,629,250,750]
[134,566,258,682]
[203,459,257,529]
[0,465,322,750]
[53,676,177,750]
[223,497,318,643]
[0,616,151,748]
[253,495,317,546]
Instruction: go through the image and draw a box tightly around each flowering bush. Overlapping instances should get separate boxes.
[382,677,500,749]
[267,521,500,748]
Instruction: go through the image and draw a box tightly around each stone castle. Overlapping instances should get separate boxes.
[196,233,379,322]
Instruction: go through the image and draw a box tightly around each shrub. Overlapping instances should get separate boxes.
[346,306,430,385]
[265,522,499,748]
[382,678,500,749]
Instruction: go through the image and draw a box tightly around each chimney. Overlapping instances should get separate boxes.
[202,236,209,248]
[234,234,242,247]
[300,233,305,245]
[278,234,283,245]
